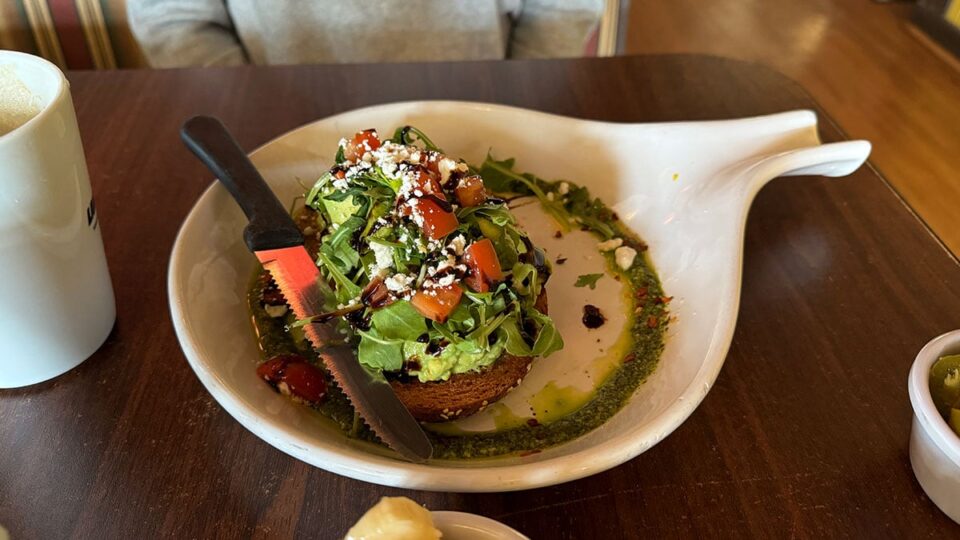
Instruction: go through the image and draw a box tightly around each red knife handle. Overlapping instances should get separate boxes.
[181,116,303,252]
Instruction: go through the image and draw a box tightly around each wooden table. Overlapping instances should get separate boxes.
[2,55,959,539]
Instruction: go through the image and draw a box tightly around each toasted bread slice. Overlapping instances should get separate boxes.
[389,291,549,423]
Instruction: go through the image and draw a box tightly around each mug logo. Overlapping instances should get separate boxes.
[86,198,98,230]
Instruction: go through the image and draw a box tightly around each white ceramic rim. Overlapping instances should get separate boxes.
[908,329,960,468]
[168,101,750,491]
[0,50,67,145]
[431,511,529,539]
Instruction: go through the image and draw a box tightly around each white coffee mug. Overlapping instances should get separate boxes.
[0,51,115,388]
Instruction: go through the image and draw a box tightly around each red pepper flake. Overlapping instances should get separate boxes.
[636,286,648,298]
[526,418,540,427]
[623,352,637,364]
[654,295,673,305]
[554,230,563,238]
[519,449,542,457]
[611,212,620,221]
[647,316,659,328]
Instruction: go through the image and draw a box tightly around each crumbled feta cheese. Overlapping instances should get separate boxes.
[385,273,415,293]
[332,177,349,190]
[446,234,466,255]
[264,304,288,318]
[597,238,623,252]
[546,192,555,201]
[437,158,458,183]
[615,246,637,270]
[406,199,425,226]
[370,241,394,272]
[456,162,469,172]
[436,274,456,287]
[558,182,570,195]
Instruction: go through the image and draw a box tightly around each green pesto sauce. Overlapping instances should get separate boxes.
[248,193,668,460]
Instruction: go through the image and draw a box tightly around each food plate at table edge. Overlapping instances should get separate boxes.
[168,101,870,492]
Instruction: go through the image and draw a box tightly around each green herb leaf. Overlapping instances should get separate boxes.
[369,300,428,341]
[574,273,604,290]
[477,154,573,231]
[393,125,441,151]
[357,329,403,371]
[328,216,365,247]
[500,308,563,358]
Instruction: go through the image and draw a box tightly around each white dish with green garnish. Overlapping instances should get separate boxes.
[168,101,870,491]
[908,329,960,524]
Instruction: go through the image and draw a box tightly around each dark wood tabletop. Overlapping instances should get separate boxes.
[2,54,959,539]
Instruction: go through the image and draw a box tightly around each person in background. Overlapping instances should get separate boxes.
[127,0,605,67]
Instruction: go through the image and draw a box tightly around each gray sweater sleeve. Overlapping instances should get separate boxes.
[127,0,248,67]
[509,0,604,59]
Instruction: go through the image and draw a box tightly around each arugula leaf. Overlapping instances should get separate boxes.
[328,216,365,247]
[478,154,572,231]
[500,308,563,358]
[511,263,541,298]
[574,273,604,290]
[357,329,404,371]
[369,300,427,341]
[305,172,333,209]
[527,308,563,356]
[391,125,441,151]
[323,188,363,202]
[316,250,361,302]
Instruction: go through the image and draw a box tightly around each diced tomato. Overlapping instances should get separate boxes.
[417,198,459,240]
[397,168,447,218]
[256,354,327,404]
[419,151,441,174]
[455,175,486,207]
[334,170,345,179]
[464,273,489,293]
[411,284,463,323]
[412,169,445,200]
[343,129,381,161]
[463,238,504,292]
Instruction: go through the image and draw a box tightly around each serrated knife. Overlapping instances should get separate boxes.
[180,116,432,462]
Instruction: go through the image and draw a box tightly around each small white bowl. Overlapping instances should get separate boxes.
[908,329,960,524]
[431,512,528,539]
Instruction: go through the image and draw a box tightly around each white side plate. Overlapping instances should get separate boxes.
[168,101,870,492]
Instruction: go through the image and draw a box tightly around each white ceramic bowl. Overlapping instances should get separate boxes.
[431,512,528,540]
[908,330,960,524]
[168,101,870,491]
